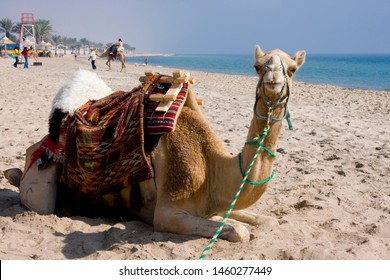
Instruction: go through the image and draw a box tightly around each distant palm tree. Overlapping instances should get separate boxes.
[11,22,21,42]
[51,35,65,54]
[123,43,135,54]
[79,38,90,54]
[12,22,21,36]
[0,18,18,42]
[79,38,90,46]
[62,36,76,46]
[34,19,54,43]
[51,35,62,45]
[1,17,138,55]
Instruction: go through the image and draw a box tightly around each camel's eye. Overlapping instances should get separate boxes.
[288,67,297,76]
[254,65,262,72]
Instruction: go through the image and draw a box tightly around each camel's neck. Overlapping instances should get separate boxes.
[220,97,286,210]
[95,49,109,58]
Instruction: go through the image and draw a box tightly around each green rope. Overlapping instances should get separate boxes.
[238,153,275,185]
[286,108,293,130]
[199,121,274,259]
[238,134,276,185]
[244,134,277,158]
[199,55,291,259]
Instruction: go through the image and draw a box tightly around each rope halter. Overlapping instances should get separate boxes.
[254,56,293,130]
[199,55,294,260]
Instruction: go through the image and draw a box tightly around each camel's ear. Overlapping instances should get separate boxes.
[292,50,306,67]
[254,45,266,59]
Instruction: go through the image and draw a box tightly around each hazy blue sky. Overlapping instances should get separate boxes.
[1,0,389,54]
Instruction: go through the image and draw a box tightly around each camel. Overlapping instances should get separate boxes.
[4,45,305,244]
[95,47,126,72]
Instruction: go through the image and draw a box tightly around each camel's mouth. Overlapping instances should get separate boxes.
[262,67,286,94]
[257,53,289,95]
[263,80,286,94]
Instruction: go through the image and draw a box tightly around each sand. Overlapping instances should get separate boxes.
[0,54,389,260]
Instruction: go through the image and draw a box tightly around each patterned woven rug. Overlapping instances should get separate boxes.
[27,74,189,197]
[61,86,154,194]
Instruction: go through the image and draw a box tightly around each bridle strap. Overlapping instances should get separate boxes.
[253,58,293,130]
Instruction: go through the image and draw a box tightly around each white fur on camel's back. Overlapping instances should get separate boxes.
[17,70,113,215]
[50,69,112,117]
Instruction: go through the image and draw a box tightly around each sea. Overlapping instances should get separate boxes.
[127,54,390,91]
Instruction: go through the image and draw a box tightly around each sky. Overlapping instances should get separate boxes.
[1,0,389,55]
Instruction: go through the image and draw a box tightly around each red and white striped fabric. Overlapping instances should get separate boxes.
[145,82,188,134]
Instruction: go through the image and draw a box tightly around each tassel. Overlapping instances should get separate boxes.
[286,109,293,130]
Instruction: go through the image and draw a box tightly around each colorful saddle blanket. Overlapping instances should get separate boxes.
[57,75,189,194]
[61,86,154,194]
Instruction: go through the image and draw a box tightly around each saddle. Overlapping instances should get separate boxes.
[109,44,117,59]
[60,71,195,194]
[109,44,123,60]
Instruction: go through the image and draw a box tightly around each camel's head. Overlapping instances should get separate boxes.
[254,45,305,101]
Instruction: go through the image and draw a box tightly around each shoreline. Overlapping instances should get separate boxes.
[2,54,388,91]
[124,53,390,92]
[129,53,175,57]
[0,55,389,260]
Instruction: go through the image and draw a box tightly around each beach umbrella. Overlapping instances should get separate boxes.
[0,36,16,51]
[0,36,15,45]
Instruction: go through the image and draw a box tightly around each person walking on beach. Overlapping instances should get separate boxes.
[88,48,97,70]
[12,47,19,68]
[21,47,29,69]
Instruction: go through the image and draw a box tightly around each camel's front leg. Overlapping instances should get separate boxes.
[153,204,250,242]
[228,210,279,227]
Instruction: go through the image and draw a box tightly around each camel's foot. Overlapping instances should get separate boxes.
[210,216,250,242]
[3,168,23,188]
[154,208,250,242]
[253,215,280,227]
[218,223,250,242]
[228,210,279,227]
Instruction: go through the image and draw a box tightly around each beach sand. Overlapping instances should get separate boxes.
[0,54,389,260]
